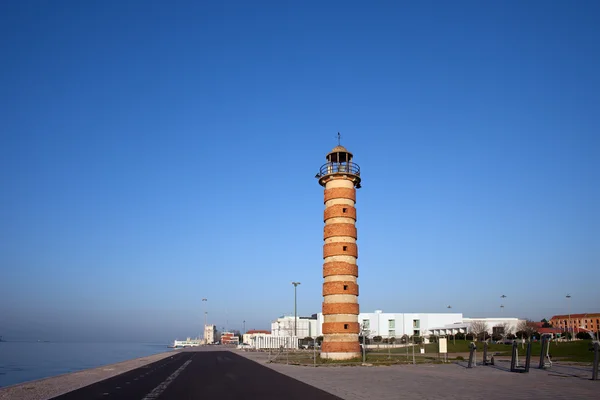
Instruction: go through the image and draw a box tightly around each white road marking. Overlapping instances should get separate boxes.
[141,359,192,400]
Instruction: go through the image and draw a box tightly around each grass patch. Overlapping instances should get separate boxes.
[367,340,594,363]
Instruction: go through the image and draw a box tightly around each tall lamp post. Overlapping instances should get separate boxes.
[202,298,208,341]
[291,282,301,337]
[447,306,454,345]
[566,294,572,339]
[243,320,246,334]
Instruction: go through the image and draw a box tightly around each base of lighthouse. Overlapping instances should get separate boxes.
[321,351,362,360]
[320,337,361,360]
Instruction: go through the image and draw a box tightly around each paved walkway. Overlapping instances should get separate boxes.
[238,350,598,400]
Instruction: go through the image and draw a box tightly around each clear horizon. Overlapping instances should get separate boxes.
[1,0,598,343]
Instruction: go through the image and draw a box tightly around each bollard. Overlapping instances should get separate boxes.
[510,341,518,372]
[592,342,599,381]
[524,341,532,373]
[467,342,476,368]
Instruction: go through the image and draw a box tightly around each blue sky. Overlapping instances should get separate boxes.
[1,1,598,342]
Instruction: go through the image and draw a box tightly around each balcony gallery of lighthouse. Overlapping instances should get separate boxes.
[315,139,362,360]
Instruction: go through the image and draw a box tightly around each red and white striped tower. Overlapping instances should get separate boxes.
[316,144,362,360]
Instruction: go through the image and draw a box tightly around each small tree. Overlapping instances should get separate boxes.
[389,337,396,345]
[400,334,409,344]
[455,332,465,340]
[517,320,538,340]
[576,331,591,340]
[541,318,552,328]
[469,320,489,341]
[373,335,383,343]
[315,336,323,345]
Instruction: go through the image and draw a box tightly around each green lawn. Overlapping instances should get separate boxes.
[380,340,596,363]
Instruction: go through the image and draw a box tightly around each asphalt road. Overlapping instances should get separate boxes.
[50,350,342,400]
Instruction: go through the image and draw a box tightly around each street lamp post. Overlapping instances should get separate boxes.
[447,306,454,345]
[566,294,572,340]
[291,282,301,337]
[243,320,246,334]
[202,298,208,342]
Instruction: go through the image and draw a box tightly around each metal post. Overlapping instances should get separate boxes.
[592,342,599,381]
[412,337,416,365]
[510,341,518,372]
[566,294,572,340]
[362,332,366,363]
[483,342,488,365]
[313,337,317,367]
[292,282,301,337]
[202,298,207,342]
[467,342,476,368]
[539,335,549,369]
[524,341,532,373]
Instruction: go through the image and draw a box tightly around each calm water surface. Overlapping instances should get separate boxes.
[0,342,173,388]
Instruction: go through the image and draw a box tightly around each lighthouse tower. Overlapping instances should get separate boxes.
[316,142,362,360]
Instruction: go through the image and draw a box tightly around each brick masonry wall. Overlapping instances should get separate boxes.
[323,242,358,258]
[324,204,357,221]
[322,302,360,315]
[323,223,357,239]
[323,262,358,277]
[323,281,359,296]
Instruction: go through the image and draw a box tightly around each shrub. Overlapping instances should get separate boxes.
[576,332,591,340]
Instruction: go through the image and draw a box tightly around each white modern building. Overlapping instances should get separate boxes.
[316,310,464,338]
[244,334,299,350]
[271,315,318,338]
[267,311,522,341]
[427,318,521,336]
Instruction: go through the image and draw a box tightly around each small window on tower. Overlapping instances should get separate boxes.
[343,285,348,290]
[344,324,349,330]
[343,246,348,251]
[342,208,348,213]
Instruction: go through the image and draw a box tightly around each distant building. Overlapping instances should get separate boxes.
[204,324,216,344]
[173,337,202,348]
[317,310,465,338]
[271,315,318,338]
[549,313,600,335]
[220,331,239,345]
[461,317,521,336]
[242,330,270,346]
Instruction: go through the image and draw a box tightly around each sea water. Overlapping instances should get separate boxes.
[0,341,172,388]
